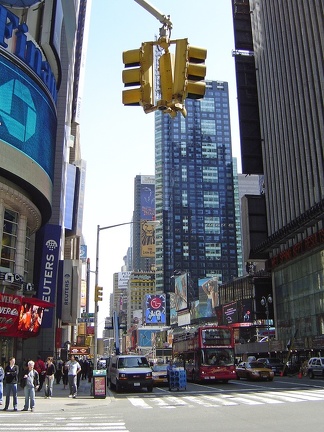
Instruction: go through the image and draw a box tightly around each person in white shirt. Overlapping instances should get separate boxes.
[65,355,81,398]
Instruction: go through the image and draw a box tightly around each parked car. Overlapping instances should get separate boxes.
[236,361,274,381]
[307,357,324,378]
[151,364,169,386]
[257,357,284,375]
[108,355,153,393]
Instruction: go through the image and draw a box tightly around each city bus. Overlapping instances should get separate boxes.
[172,325,237,383]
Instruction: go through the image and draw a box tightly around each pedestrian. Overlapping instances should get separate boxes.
[34,355,46,391]
[65,355,81,398]
[21,360,39,412]
[55,358,63,384]
[0,363,4,405]
[62,361,68,389]
[44,357,56,399]
[3,357,19,411]
[75,356,81,388]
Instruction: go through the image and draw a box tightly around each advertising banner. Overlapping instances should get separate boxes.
[118,271,131,289]
[174,273,188,311]
[198,277,219,317]
[36,224,61,328]
[140,181,155,220]
[145,294,166,324]
[0,293,53,338]
[140,220,156,257]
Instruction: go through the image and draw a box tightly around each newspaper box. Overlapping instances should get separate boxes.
[92,369,107,399]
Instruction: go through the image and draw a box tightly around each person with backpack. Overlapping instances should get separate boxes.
[44,357,56,399]
[21,360,39,412]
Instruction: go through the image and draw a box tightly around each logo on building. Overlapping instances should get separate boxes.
[0,79,36,141]
[46,239,58,251]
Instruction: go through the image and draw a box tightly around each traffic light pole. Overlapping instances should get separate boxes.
[94,221,143,365]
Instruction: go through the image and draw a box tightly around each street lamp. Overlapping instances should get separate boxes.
[93,220,159,366]
[261,294,272,352]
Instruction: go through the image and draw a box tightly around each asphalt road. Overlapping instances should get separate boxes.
[1,375,323,432]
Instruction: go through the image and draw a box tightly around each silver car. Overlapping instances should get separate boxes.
[307,357,324,378]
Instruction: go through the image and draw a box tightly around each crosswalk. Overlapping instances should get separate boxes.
[127,388,324,409]
[0,414,128,432]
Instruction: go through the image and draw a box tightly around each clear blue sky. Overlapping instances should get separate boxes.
[80,0,241,331]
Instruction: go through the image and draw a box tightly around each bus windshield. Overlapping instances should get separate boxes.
[202,348,234,366]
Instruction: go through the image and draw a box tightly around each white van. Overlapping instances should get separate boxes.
[108,355,153,393]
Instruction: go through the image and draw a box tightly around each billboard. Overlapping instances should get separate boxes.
[0,293,53,338]
[35,224,61,328]
[140,220,156,257]
[198,277,219,318]
[118,271,131,289]
[0,54,57,181]
[140,180,155,220]
[174,273,188,311]
[145,294,166,325]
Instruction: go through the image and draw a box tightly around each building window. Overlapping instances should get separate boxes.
[1,209,18,271]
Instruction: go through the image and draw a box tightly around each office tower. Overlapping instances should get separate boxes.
[0,1,90,361]
[155,80,239,311]
[232,0,324,346]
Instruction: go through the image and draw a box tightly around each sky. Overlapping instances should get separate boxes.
[80,0,241,332]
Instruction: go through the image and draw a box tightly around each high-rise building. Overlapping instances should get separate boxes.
[0,1,90,361]
[155,80,239,317]
[232,0,324,347]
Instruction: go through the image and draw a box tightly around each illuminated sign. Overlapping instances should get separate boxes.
[0,55,57,181]
[145,294,166,324]
[0,5,57,101]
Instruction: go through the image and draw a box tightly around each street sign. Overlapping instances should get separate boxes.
[81,312,94,318]
[78,317,94,323]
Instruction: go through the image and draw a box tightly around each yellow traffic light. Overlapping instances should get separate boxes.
[122,42,154,111]
[95,286,103,302]
[159,50,173,109]
[173,38,188,103]
[173,39,207,102]
[186,45,207,99]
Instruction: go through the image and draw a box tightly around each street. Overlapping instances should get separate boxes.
[1,376,323,431]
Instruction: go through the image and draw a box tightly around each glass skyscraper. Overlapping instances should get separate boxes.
[155,80,239,307]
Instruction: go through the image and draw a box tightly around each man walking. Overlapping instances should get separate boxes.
[3,357,19,411]
[21,360,39,412]
[65,355,81,398]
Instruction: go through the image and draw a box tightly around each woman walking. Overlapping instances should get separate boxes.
[44,357,56,399]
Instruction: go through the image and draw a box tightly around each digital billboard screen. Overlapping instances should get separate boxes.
[0,54,57,181]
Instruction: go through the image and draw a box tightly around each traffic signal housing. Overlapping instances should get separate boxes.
[95,286,103,302]
[122,42,154,112]
[173,38,207,102]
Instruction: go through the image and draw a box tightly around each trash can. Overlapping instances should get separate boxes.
[92,369,107,399]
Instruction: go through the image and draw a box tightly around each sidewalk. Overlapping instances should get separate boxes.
[10,378,112,412]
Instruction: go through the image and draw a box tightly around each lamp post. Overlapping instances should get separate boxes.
[261,294,272,353]
[93,220,159,366]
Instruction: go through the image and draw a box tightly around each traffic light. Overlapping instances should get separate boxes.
[158,50,173,110]
[186,45,207,99]
[95,286,103,302]
[173,39,207,101]
[122,42,154,111]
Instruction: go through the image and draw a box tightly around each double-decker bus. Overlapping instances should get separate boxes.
[172,325,236,383]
